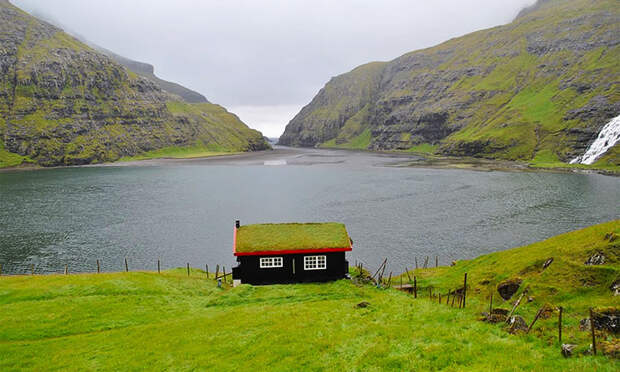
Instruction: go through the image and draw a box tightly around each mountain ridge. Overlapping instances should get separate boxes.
[25,6,210,104]
[0,1,268,167]
[279,0,619,167]
[78,41,210,104]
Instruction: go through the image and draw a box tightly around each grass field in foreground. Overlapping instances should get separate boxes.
[0,221,618,371]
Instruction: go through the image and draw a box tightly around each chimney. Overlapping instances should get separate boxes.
[235,220,240,228]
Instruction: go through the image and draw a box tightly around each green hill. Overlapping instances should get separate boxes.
[0,221,617,371]
[279,0,619,169]
[0,0,269,168]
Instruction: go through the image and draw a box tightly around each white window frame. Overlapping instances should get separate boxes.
[259,257,283,268]
[304,255,327,270]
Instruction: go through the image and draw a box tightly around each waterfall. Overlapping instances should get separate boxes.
[570,114,620,165]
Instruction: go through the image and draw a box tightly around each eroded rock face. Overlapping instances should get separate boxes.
[585,252,606,265]
[611,280,620,296]
[562,344,576,358]
[508,315,529,334]
[279,0,620,165]
[483,308,509,323]
[579,318,591,331]
[0,2,268,167]
[592,309,619,334]
[542,258,554,270]
[497,278,522,300]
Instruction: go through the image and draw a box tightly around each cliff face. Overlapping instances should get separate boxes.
[0,1,268,167]
[91,46,210,104]
[279,0,619,165]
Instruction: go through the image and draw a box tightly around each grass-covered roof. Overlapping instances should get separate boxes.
[235,223,351,253]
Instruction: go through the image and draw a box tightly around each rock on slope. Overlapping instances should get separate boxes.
[279,0,619,166]
[0,0,268,167]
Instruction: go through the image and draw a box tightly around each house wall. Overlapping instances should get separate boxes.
[232,252,349,285]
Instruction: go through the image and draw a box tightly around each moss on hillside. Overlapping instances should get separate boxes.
[0,1,268,168]
[399,220,619,356]
[236,223,351,253]
[281,0,620,169]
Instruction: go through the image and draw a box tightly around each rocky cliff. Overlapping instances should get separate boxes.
[0,1,268,167]
[279,0,619,166]
[88,46,210,104]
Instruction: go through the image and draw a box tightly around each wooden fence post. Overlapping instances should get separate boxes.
[435,256,438,268]
[489,292,493,314]
[64,264,68,275]
[462,273,468,308]
[506,291,527,322]
[387,272,392,287]
[223,267,227,283]
[371,258,387,280]
[527,306,544,333]
[205,264,209,278]
[124,258,128,272]
[558,306,563,345]
[380,261,387,281]
[31,264,34,275]
[423,256,429,269]
[187,263,190,276]
[405,268,412,283]
[415,257,418,269]
[97,259,100,273]
[438,293,441,304]
[451,291,456,307]
[158,259,161,274]
[413,276,417,298]
[215,264,219,279]
[590,308,597,355]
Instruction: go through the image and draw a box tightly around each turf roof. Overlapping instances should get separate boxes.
[235,223,351,253]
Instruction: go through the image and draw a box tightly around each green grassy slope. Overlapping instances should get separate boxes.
[0,221,618,371]
[0,1,268,168]
[403,220,619,356]
[278,62,385,147]
[279,0,619,170]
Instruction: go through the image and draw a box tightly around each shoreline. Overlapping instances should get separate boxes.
[0,146,618,176]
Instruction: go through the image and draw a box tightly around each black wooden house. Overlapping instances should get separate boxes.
[231,221,352,285]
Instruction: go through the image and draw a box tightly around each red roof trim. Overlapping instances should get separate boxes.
[234,246,352,256]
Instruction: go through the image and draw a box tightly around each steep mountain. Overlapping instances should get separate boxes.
[279,0,619,167]
[0,0,268,167]
[85,46,210,104]
[26,8,210,104]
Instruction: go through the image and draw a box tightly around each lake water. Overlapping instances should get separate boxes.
[0,148,618,275]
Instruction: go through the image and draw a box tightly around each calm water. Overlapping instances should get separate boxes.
[0,148,618,274]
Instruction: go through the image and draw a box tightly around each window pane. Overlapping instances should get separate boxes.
[304,255,326,270]
[260,257,283,268]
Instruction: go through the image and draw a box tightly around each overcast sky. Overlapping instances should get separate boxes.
[13,0,536,137]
